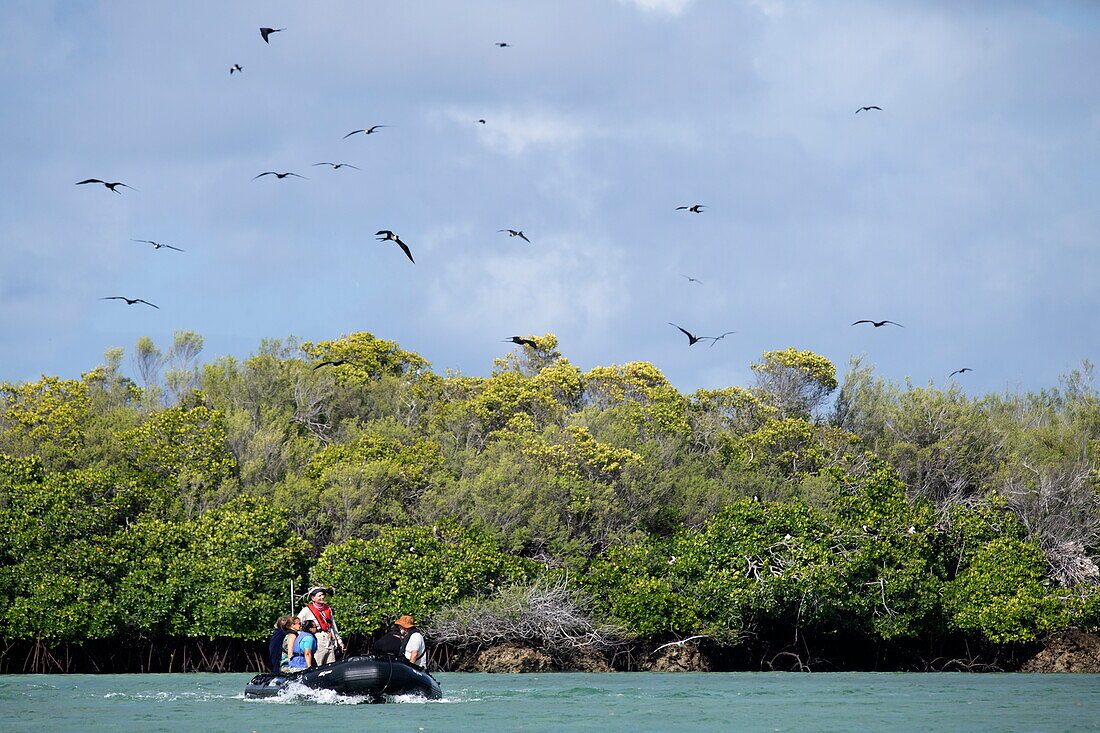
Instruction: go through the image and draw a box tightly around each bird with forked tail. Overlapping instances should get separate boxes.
[376,230,414,263]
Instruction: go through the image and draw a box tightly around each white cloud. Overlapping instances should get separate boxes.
[619,0,695,15]
[747,0,785,17]
[443,106,592,157]
[425,232,628,338]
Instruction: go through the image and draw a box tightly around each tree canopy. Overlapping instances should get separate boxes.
[0,333,1096,658]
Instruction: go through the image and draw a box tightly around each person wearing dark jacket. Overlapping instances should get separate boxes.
[372,623,405,656]
[396,615,426,667]
[267,616,292,673]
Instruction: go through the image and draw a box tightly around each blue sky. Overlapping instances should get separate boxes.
[2,0,1098,396]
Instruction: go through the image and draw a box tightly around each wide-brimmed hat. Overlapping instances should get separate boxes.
[304,586,334,599]
[395,615,416,628]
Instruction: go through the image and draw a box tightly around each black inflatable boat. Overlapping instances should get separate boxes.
[245,655,442,702]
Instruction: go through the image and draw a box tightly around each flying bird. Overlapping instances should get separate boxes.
[855,106,882,113]
[101,296,158,309]
[260,27,285,43]
[652,636,709,653]
[132,239,183,252]
[852,319,904,328]
[669,323,707,346]
[477,119,486,124]
[503,336,538,348]
[676,204,705,213]
[376,230,414,263]
[313,359,354,370]
[76,179,135,193]
[708,331,736,347]
[495,42,511,47]
[498,229,530,243]
[312,162,360,170]
[230,64,242,74]
[253,171,306,180]
[948,368,973,379]
[344,126,387,138]
[680,275,702,284]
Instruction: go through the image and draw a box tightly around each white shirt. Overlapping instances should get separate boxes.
[404,631,426,667]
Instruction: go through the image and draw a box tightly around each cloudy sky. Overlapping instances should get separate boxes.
[2,0,1098,397]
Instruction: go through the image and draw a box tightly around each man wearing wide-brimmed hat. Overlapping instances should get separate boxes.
[395,615,426,668]
[298,586,345,666]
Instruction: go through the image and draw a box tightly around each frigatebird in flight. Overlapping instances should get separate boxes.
[852,319,903,328]
[498,229,530,243]
[495,42,511,47]
[230,64,242,74]
[670,323,706,345]
[344,126,387,138]
[313,359,355,370]
[680,275,702,284]
[676,204,705,213]
[948,368,973,379]
[503,336,538,348]
[253,171,307,180]
[708,331,736,347]
[101,296,158,309]
[376,230,414,263]
[132,239,183,252]
[477,119,486,124]
[664,321,734,343]
[260,27,285,43]
[855,106,882,113]
[76,179,135,193]
[313,162,360,170]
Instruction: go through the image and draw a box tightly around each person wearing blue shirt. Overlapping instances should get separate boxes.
[285,619,318,671]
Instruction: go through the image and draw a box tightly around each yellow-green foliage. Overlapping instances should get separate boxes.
[115,403,236,492]
[751,348,838,417]
[519,425,643,484]
[944,537,1065,643]
[313,524,534,634]
[0,376,91,466]
[1,336,1097,651]
[116,497,311,638]
[301,331,429,382]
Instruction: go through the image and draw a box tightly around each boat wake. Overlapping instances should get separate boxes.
[246,681,372,705]
[102,690,231,703]
[243,681,461,705]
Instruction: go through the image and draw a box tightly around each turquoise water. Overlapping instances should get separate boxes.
[1,672,1096,732]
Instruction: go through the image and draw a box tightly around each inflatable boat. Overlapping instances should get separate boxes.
[245,655,442,702]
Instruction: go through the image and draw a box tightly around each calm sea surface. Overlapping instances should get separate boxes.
[1,672,1096,732]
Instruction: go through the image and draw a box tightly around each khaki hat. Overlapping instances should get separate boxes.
[395,615,416,628]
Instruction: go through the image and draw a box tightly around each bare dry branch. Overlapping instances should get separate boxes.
[426,576,628,650]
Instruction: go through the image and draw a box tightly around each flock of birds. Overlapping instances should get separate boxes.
[75,25,973,382]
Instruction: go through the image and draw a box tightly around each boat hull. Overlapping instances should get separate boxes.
[245,655,442,702]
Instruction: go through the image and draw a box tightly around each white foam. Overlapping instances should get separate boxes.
[102,690,231,703]
[249,680,372,705]
[385,693,461,704]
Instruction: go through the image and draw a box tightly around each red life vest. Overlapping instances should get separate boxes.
[308,602,334,632]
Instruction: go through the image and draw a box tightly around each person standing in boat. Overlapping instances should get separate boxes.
[396,615,427,668]
[298,586,345,666]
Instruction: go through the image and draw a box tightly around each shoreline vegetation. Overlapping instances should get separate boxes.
[1,332,1098,675]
